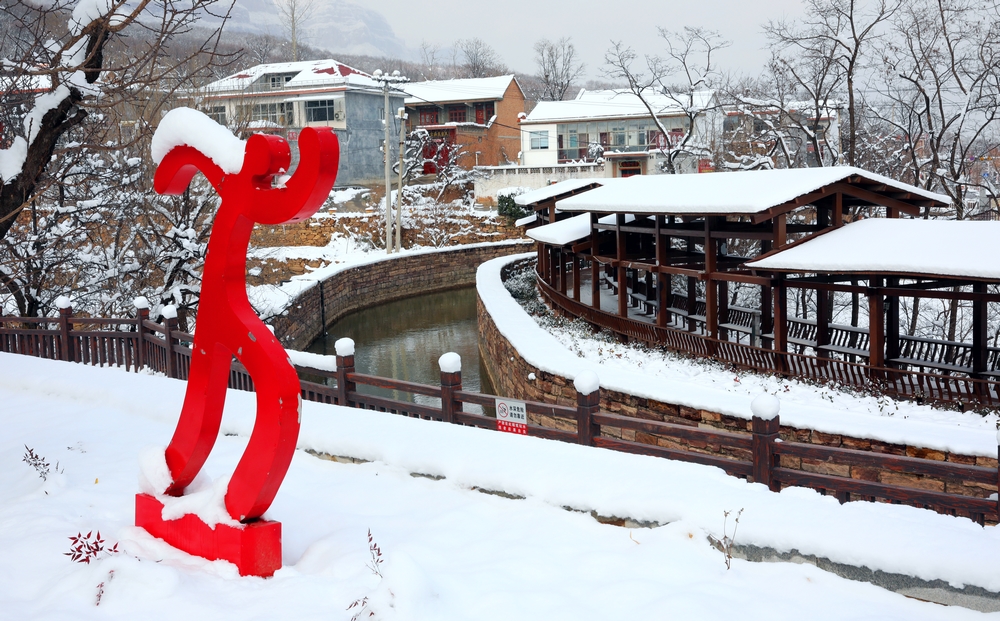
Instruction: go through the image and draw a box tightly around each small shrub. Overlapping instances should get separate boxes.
[23,446,60,481]
[497,191,530,221]
[366,528,383,578]
[707,508,743,570]
[66,531,119,564]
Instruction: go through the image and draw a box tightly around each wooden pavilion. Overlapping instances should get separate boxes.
[521,168,1000,406]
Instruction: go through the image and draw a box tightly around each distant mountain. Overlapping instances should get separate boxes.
[218,0,409,59]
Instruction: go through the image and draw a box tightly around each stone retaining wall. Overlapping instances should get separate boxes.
[272,241,533,350]
[477,259,999,507]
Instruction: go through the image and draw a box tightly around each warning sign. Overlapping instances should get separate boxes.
[495,398,527,435]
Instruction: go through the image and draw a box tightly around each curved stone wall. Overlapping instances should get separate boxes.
[477,255,998,504]
[271,240,533,350]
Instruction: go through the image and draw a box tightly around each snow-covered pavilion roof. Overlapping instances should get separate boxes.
[522,89,715,124]
[527,213,635,246]
[403,75,517,105]
[748,218,1000,280]
[514,178,623,206]
[556,167,950,216]
[204,60,383,93]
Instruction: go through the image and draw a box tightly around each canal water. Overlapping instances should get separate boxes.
[305,286,496,408]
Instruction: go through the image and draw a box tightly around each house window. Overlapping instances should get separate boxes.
[529,131,549,150]
[448,106,466,123]
[252,103,280,124]
[268,74,295,90]
[206,106,226,125]
[306,100,339,122]
[251,103,293,125]
[474,102,494,124]
[419,108,438,125]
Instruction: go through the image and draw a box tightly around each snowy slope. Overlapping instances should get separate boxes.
[1,353,999,619]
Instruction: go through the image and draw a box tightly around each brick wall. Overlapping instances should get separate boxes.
[271,241,533,350]
[477,261,999,503]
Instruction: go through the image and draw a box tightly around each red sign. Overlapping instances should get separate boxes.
[698,158,714,173]
[286,130,298,142]
[137,122,340,577]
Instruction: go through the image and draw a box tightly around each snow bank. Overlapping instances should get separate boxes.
[2,352,1000,616]
[151,108,246,175]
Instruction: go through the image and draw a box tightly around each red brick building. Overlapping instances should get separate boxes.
[403,75,525,169]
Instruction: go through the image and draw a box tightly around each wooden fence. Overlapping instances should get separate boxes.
[1,305,998,523]
[538,276,1000,410]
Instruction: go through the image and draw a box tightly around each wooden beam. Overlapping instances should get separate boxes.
[829,183,921,216]
[773,213,787,249]
[834,192,843,227]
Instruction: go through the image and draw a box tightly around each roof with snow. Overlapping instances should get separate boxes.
[514,178,624,207]
[203,60,386,93]
[748,218,1000,280]
[403,75,519,105]
[522,89,716,124]
[527,213,636,246]
[555,167,950,216]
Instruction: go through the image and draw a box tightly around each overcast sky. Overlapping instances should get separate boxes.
[371,0,808,81]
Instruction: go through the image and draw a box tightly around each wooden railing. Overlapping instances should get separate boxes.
[1,305,998,523]
[539,275,1000,409]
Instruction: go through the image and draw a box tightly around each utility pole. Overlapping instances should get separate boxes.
[396,107,407,252]
[373,69,409,254]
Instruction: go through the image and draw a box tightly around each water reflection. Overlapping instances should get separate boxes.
[306,287,495,411]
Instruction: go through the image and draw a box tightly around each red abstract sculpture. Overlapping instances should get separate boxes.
[136,126,339,577]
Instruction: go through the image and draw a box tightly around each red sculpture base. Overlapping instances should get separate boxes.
[135,493,282,577]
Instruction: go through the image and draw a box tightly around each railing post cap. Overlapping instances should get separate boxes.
[335,337,355,357]
[438,352,462,373]
[133,296,150,310]
[161,304,178,320]
[751,393,780,421]
[55,295,72,310]
[574,370,600,396]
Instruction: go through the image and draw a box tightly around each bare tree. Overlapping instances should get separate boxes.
[243,32,282,66]
[872,0,1000,217]
[604,27,729,173]
[274,0,315,62]
[0,0,230,247]
[534,37,585,101]
[765,0,901,166]
[456,38,508,78]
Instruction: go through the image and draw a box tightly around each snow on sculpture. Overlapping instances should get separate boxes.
[135,108,339,577]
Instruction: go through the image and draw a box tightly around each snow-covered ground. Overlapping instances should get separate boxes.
[481,254,1000,457]
[2,353,999,619]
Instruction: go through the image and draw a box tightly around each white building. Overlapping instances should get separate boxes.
[518,89,724,177]
[197,60,405,186]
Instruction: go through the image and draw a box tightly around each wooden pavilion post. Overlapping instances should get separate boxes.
[656,216,668,328]
[719,280,730,341]
[591,214,601,309]
[816,284,830,362]
[760,240,773,348]
[558,249,567,296]
[833,192,844,228]
[973,281,988,377]
[617,214,628,318]
[773,213,787,248]
[704,219,718,342]
[868,278,886,370]
[886,277,901,365]
[686,236,697,331]
[572,253,581,301]
[773,275,788,373]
